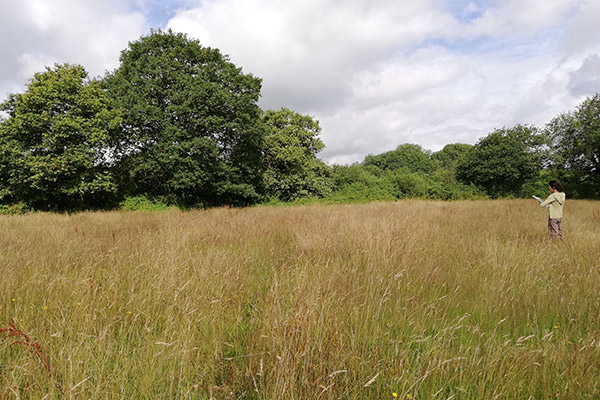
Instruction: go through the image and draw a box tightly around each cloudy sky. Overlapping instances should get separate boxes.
[1,0,599,164]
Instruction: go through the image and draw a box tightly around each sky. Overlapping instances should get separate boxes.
[1,0,599,164]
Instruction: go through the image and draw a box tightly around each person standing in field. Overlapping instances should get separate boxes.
[540,180,566,240]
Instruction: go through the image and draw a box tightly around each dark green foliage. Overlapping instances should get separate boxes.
[456,125,546,198]
[103,30,265,206]
[328,163,483,202]
[0,64,120,210]
[427,168,483,200]
[519,170,557,199]
[388,170,430,198]
[432,143,472,170]
[119,195,170,211]
[328,164,396,202]
[331,164,376,188]
[546,94,600,198]
[261,108,332,201]
[364,144,434,173]
[1,31,599,210]
[0,202,31,215]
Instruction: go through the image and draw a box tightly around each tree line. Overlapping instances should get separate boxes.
[0,30,598,212]
[332,94,599,203]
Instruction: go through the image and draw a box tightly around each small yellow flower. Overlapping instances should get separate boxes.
[11,298,15,302]
[127,311,132,315]
[77,302,81,306]
[392,393,398,398]
[43,306,48,310]
[407,395,413,400]
[554,325,559,329]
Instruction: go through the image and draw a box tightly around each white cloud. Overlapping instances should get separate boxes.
[0,0,146,98]
[167,0,459,112]
[463,0,578,38]
[351,47,469,108]
[164,0,599,164]
[1,0,599,165]
[17,53,59,80]
[564,0,600,55]
[568,54,600,97]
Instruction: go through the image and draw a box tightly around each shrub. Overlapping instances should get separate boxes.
[0,202,32,215]
[119,195,170,211]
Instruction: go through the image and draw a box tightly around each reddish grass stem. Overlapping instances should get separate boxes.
[1,322,63,393]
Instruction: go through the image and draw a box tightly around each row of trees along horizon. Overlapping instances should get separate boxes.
[0,30,599,212]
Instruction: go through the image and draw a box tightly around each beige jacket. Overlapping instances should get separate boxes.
[540,192,566,219]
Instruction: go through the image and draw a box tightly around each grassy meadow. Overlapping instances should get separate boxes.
[1,200,599,399]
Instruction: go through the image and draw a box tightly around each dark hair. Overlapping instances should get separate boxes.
[549,180,563,192]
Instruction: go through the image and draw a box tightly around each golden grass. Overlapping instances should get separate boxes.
[1,200,599,399]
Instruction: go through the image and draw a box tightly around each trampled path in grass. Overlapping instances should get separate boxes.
[1,200,599,399]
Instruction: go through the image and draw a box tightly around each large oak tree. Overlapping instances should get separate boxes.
[103,30,265,206]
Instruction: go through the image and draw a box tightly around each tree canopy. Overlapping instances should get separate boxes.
[432,143,472,170]
[364,144,434,173]
[0,64,119,210]
[456,125,545,198]
[103,30,265,206]
[0,32,599,211]
[261,108,331,201]
[546,93,600,198]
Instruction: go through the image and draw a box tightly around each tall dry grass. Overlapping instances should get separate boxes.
[0,200,599,399]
